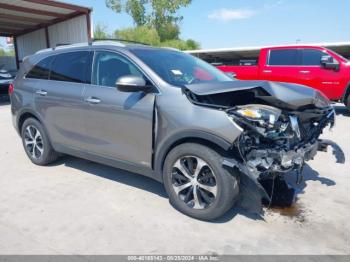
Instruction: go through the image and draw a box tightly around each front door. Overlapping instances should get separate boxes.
[298,48,341,99]
[82,51,155,168]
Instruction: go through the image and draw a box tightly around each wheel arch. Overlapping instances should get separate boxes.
[16,109,53,144]
[17,109,43,133]
[154,130,233,182]
[342,81,350,103]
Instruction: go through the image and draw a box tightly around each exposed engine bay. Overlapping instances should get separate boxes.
[228,105,338,177]
[184,80,345,212]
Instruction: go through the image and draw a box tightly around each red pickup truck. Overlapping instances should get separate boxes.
[217,45,350,109]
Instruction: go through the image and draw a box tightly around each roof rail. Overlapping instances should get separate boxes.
[91,38,150,46]
[53,43,71,50]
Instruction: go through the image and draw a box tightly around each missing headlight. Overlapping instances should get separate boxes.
[229,104,282,128]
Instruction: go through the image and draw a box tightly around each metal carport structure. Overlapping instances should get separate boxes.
[0,0,92,68]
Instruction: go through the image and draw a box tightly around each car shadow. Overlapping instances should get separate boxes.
[284,163,336,193]
[49,156,335,223]
[53,155,167,198]
[215,164,336,223]
[334,104,350,116]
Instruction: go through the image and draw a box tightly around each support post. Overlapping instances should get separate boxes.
[13,36,20,69]
[86,11,92,41]
[45,26,50,48]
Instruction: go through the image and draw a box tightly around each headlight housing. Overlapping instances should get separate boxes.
[231,104,282,128]
[314,91,330,108]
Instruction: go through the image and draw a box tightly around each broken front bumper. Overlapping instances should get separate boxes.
[244,139,345,174]
[222,139,345,213]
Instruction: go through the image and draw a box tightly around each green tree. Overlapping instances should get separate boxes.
[5,49,15,56]
[160,39,200,51]
[106,0,146,26]
[105,0,192,41]
[157,22,180,41]
[185,39,199,50]
[93,23,110,39]
[114,26,160,46]
[0,46,15,57]
[114,26,199,50]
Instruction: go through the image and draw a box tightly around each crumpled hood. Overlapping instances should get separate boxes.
[185,80,330,110]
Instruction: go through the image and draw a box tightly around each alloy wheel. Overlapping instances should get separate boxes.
[171,156,217,209]
[24,125,44,159]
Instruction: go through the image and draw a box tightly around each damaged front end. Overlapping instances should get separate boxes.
[225,104,344,211]
[184,80,345,213]
[227,104,340,178]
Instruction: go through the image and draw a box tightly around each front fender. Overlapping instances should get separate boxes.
[154,130,234,182]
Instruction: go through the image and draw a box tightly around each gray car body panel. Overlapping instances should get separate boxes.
[11,43,243,182]
[185,80,322,110]
[10,42,331,183]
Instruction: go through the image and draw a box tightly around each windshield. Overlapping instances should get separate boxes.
[130,48,232,87]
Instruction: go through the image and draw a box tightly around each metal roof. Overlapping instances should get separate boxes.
[0,0,91,37]
[186,41,350,60]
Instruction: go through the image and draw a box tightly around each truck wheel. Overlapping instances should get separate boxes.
[21,118,59,166]
[345,95,350,111]
[163,143,239,221]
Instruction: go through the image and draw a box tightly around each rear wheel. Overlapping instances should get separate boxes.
[21,118,58,166]
[163,143,239,221]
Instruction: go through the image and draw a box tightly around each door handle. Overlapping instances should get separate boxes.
[263,70,272,73]
[299,70,310,74]
[35,90,47,96]
[85,97,101,104]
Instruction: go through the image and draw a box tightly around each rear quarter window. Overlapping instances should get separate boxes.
[26,56,54,80]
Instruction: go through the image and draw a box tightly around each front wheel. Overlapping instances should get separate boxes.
[163,143,239,221]
[345,95,350,111]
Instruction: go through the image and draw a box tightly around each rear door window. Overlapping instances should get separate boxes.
[268,49,299,66]
[26,56,54,80]
[50,51,93,83]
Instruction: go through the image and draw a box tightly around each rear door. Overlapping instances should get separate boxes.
[298,48,341,99]
[261,48,301,84]
[82,50,155,167]
[33,51,93,149]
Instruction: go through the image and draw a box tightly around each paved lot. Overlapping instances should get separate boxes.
[0,99,349,255]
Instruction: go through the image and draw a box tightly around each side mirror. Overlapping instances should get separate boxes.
[321,55,339,71]
[116,75,149,92]
[225,72,237,79]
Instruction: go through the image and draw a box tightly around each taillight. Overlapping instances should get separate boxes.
[8,83,14,95]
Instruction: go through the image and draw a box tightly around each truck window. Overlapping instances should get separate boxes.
[301,49,327,66]
[268,49,298,66]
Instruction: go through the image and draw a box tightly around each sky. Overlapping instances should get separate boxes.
[1,0,350,50]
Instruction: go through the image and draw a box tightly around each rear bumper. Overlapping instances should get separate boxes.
[12,113,19,135]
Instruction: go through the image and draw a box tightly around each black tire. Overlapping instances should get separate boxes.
[21,118,58,166]
[345,95,350,111]
[163,143,239,221]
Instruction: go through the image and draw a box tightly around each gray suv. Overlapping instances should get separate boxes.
[10,41,344,220]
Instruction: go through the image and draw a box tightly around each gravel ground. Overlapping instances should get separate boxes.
[0,99,349,255]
